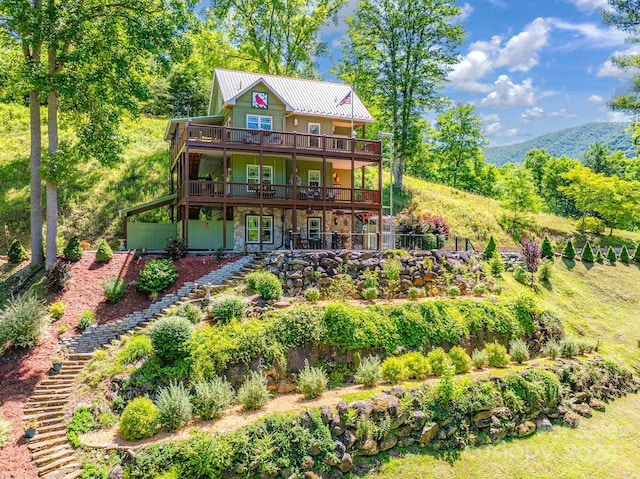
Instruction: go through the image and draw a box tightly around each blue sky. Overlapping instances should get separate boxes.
[318,0,639,146]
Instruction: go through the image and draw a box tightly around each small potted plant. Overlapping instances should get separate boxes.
[23,419,38,439]
[52,347,68,372]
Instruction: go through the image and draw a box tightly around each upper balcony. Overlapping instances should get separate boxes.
[171,124,382,166]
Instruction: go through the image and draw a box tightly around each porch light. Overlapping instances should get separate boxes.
[307,206,313,215]
[293,117,298,127]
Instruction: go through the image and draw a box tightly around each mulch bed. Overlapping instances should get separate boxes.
[0,252,238,477]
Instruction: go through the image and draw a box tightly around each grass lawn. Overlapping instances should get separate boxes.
[367,392,640,479]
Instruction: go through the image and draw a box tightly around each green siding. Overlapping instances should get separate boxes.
[284,115,335,136]
[127,223,177,250]
[232,83,285,130]
[186,220,234,249]
[230,154,287,184]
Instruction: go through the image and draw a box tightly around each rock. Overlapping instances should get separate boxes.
[397,425,414,438]
[350,400,373,416]
[589,399,606,412]
[267,376,277,391]
[359,438,379,456]
[563,411,580,428]
[309,444,322,456]
[379,435,398,451]
[413,277,424,287]
[333,440,346,459]
[389,386,405,398]
[109,466,124,479]
[303,472,325,479]
[473,410,493,425]
[398,438,416,447]
[423,271,438,282]
[489,427,506,443]
[320,406,332,424]
[418,423,439,444]
[301,456,315,470]
[573,391,589,403]
[273,300,290,309]
[277,380,297,394]
[322,455,338,467]
[571,403,593,418]
[411,410,427,430]
[342,430,357,449]
[337,401,349,415]
[535,414,554,433]
[516,421,536,437]
[338,453,353,473]
[371,394,400,415]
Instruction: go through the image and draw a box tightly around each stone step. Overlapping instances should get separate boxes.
[24,405,66,415]
[23,410,64,423]
[67,353,93,361]
[38,423,67,434]
[33,446,75,466]
[31,443,71,461]
[41,463,81,479]
[30,392,71,401]
[44,374,78,381]
[59,366,84,372]
[25,397,69,408]
[27,435,68,451]
[58,470,83,479]
[38,453,77,475]
[31,416,65,428]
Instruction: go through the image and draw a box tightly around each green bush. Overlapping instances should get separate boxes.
[545,339,560,359]
[95,240,114,263]
[119,397,159,440]
[513,264,528,285]
[426,348,453,377]
[509,338,530,364]
[579,216,605,234]
[354,355,382,387]
[446,285,461,297]
[64,236,83,262]
[236,371,270,410]
[361,287,378,300]
[633,244,640,263]
[489,251,504,276]
[407,287,421,299]
[102,278,126,303]
[156,382,193,431]
[323,302,395,352]
[448,346,472,373]
[117,335,152,365]
[0,293,49,352]
[193,377,235,420]
[620,245,630,264]
[245,271,261,289]
[150,316,193,364]
[538,260,553,282]
[0,414,11,449]
[137,259,178,294]
[268,304,326,350]
[297,359,328,399]
[472,282,487,295]
[606,245,617,264]
[485,342,510,367]
[206,295,247,324]
[78,310,95,330]
[595,249,605,264]
[48,301,66,320]
[326,273,357,300]
[305,287,320,302]
[561,240,576,260]
[45,261,72,293]
[484,235,497,258]
[381,356,408,384]
[7,239,28,263]
[66,406,96,448]
[171,303,203,324]
[362,268,379,289]
[471,349,488,369]
[559,337,579,358]
[541,236,554,259]
[164,237,188,260]
[401,351,431,379]
[246,271,283,300]
[581,242,594,262]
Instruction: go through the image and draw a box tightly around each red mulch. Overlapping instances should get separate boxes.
[0,252,238,476]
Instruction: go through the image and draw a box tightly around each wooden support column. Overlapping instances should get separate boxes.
[184,140,190,247]
[222,203,227,250]
[223,143,228,250]
[292,148,297,241]
[361,165,365,190]
[259,204,263,252]
[351,207,355,248]
[322,204,326,248]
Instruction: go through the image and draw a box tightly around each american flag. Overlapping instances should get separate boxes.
[337,90,352,106]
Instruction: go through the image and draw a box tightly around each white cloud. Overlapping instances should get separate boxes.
[597,45,640,78]
[552,19,627,47]
[455,3,474,23]
[504,128,520,137]
[549,108,576,118]
[520,107,544,122]
[568,0,610,12]
[587,94,604,103]
[479,75,537,108]
[606,110,631,122]
[495,17,552,72]
[479,113,501,123]
[484,122,502,135]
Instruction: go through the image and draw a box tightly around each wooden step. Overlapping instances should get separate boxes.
[41,464,81,479]
[33,446,74,466]
[38,454,77,476]
[24,406,66,416]
[38,423,67,434]
[31,442,71,460]
[30,393,71,401]
[30,416,65,428]
[25,398,69,408]
[27,435,68,451]
[59,469,83,479]
[23,410,64,422]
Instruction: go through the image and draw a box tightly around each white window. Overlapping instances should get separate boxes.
[308,123,320,147]
[308,217,321,239]
[246,215,273,243]
[246,115,272,130]
[308,170,321,187]
[246,165,273,185]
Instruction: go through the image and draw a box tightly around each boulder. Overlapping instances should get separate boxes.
[563,411,580,428]
[371,394,400,415]
[320,406,332,424]
[109,466,124,479]
[338,453,353,473]
[411,410,427,430]
[489,427,506,443]
[413,277,425,287]
[277,380,297,394]
[350,400,373,416]
[342,430,357,449]
[359,438,379,456]
[571,403,593,418]
[589,399,606,412]
[418,423,439,444]
[379,435,398,451]
[535,414,554,433]
[516,421,536,437]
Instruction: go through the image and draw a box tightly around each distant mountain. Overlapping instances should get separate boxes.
[483,122,636,166]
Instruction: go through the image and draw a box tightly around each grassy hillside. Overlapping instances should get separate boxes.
[0,103,170,253]
[484,122,635,166]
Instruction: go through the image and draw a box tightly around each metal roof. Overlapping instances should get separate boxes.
[213,69,375,123]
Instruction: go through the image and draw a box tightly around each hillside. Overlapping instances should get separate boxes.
[484,122,635,166]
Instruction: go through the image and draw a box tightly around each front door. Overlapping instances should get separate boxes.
[308,217,321,249]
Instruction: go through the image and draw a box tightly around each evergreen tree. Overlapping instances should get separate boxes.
[581,242,594,262]
[595,249,605,264]
[620,245,630,264]
[633,244,640,263]
[541,236,554,259]
[7,239,28,263]
[606,245,617,264]
[562,239,576,260]
[64,236,83,262]
[484,235,497,258]
[96,240,114,263]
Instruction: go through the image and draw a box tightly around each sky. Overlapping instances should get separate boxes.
[318,0,639,146]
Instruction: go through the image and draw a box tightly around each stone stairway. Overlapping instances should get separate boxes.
[26,254,266,477]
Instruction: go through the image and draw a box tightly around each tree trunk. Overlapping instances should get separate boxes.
[29,90,44,266]
[45,90,59,270]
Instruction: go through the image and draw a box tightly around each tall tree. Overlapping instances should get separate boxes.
[500,166,540,226]
[209,0,345,77]
[541,156,581,217]
[523,148,551,195]
[338,0,464,189]
[1,0,195,269]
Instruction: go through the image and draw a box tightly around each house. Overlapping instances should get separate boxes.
[121,69,384,252]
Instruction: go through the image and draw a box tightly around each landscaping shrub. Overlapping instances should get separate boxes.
[579,216,605,234]
[326,273,357,300]
[95,240,114,263]
[137,259,178,294]
[117,335,152,365]
[408,286,421,299]
[164,237,188,260]
[484,235,497,258]
[446,285,461,297]
[248,272,282,300]
[595,249,605,264]
[7,239,28,263]
[426,348,453,377]
[78,310,95,330]
[633,244,640,263]
[509,338,530,363]
[64,236,83,262]
[206,295,246,324]
[513,264,528,285]
[297,359,328,399]
[102,278,126,303]
[581,242,594,262]
[354,355,382,387]
[193,377,234,420]
[362,268,379,289]
[472,282,487,295]
[488,251,504,276]
[383,258,401,298]
[323,302,395,352]
[538,260,553,282]
[236,371,270,410]
[0,293,49,352]
[361,287,378,300]
[401,351,431,379]
[66,406,95,448]
[559,337,579,358]
[561,240,576,260]
[382,356,408,384]
[545,339,560,359]
[150,316,194,364]
[156,382,193,431]
[268,304,325,350]
[245,271,261,289]
[171,303,203,324]
[48,301,66,320]
[471,349,488,369]
[620,245,630,264]
[606,245,617,264]
[541,236,554,259]
[119,397,159,440]
[0,414,11,449]
[448,346,472,373]
[485,342,510,367]
[305,287,320,302]
[46,261,72,293]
